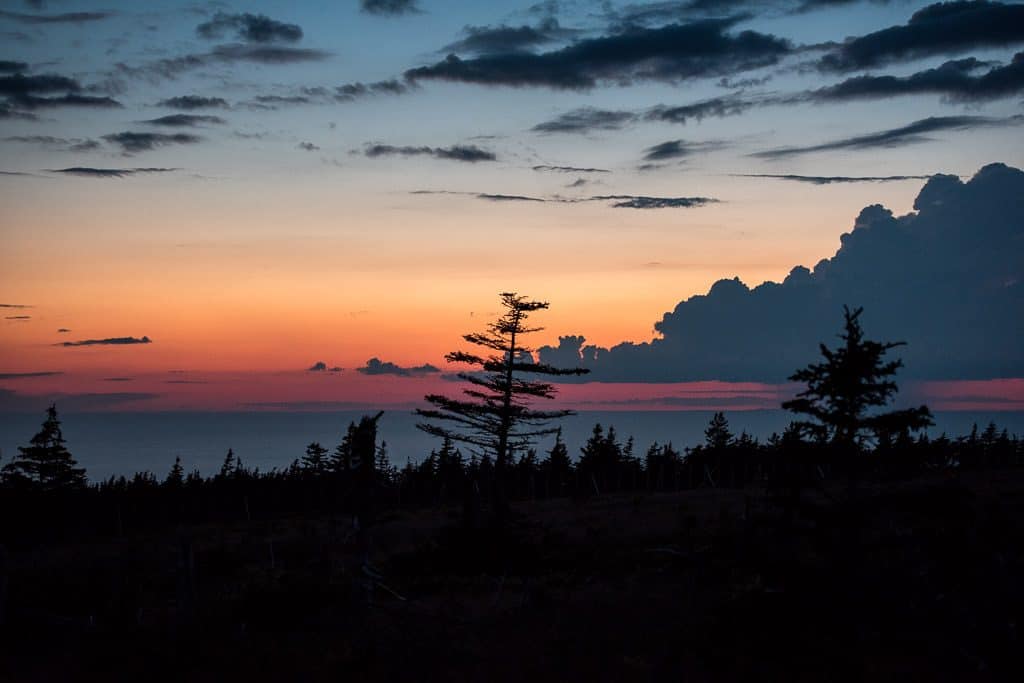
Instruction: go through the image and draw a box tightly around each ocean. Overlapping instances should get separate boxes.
[2,410,1022,483]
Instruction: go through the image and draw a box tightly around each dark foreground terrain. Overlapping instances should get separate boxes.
[2,469,1023,682]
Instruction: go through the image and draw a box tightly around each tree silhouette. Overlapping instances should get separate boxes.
[416,292,588,516]
[302,442,329,475]
[1,404,86,490]
[783,306,933,449]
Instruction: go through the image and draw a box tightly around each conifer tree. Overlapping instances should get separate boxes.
[165,456,185,487]
[417,292,588,514]
[302,442,329,474]
[704,412,733,450]
[1,404,86,490]
[218,448,236,479]
[782,306,933,449]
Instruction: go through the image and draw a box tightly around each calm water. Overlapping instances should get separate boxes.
[1,410,1022,482]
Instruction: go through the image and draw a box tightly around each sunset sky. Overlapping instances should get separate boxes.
[2,0,1022,412]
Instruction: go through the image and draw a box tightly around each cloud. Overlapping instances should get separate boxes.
[297,141,319,151]
[531,107,636,134]
[406,18,791,89]
[642,139,724,161]
[0,303,30,308]
[590,195,718,209]
[56,328,70,333]
[0,10,113,24]
[752,115,1023,158]
[57,336,152,347]
[335,79,412,101]
[48,167,177,178]
[0,60,28,73]
[0,72,122,109]
[115,44,330,82]
[735,173,935,184]
[532,164,611,173]
[364,143,497,162]
[102,131,201,154]
[818,1,1024,72]
[307,361,342,372]
[443,19,578,55]
[412,190,717,208]
[5,135,100,151]
[539,163,1024,382]
[196,12,302,43]
[102,377,133,382]
[813,52,1024,103]
[357,357,440,376]
[138,114,225,127]
[645,92,779,124]
[0,371,62,379]
[4,315,30,320]
[157,95,229,110]
[360,0,421,16]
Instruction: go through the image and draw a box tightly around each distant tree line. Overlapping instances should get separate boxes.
[2,302,1021,544]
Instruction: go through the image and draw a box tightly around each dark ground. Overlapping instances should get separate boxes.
[3,469,1023,681]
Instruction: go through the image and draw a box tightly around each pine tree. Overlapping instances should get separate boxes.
[704,412,733,450]
[218,448,236,479]
[1,404,86,490]
[782,306,933,449]
[302,441,329,474]
[417,292,587,515]
[165,456,185,487]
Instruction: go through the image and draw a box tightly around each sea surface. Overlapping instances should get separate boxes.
[2,410,1022,482]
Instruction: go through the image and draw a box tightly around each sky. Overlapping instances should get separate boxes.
[1,0,1022,413]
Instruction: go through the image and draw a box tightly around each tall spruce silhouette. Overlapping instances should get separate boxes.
[417,292,588,515]
[783,306,933,448]
[1,404,86,490]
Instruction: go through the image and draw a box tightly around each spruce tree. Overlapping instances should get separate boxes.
[782,306,933,449]
[302,442,329,474]
[417,292,588,515]
[165,456,185,487]
[1,404,86,490]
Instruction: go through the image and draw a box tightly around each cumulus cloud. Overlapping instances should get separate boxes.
[57,336,152,347]
[406,18,791,89]
[196,12,303,43]
[357,357,440,376]
[539,163,1024,381]
[139,114,225,127]
[364,143,497,162]
[157,95,229,110]
[818,1,1024,72]
[48,167,177,178]
[531,107,636,133]
[752,115,1023,158]
[102,131,201,154]
[360,0,421,16]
